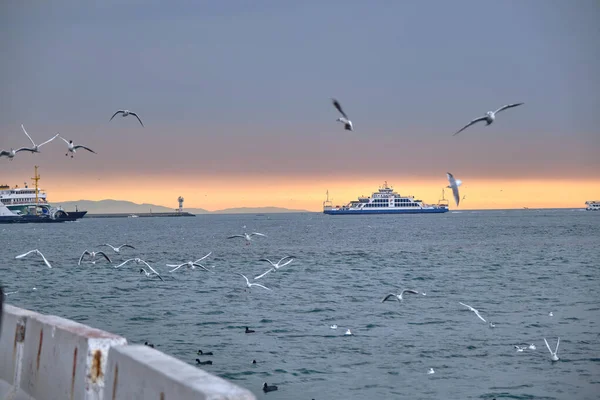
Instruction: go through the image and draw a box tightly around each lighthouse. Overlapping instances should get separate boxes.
[178,196,184,213]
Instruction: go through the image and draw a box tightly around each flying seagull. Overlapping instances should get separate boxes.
[459,302,487,323]
[167,252,214,273]
[331,98,353,131]
[100,243,135,253]
[237,273,271,291]
[0,147,36,160]
[78,250,112,265]
[453,103,524,136]
[15,249,52,268]
[228,232,266,245]
[447,173,461,207]
[59,137,96,158]
[139,268,164,281]
[543,337,560,361]
[254,256,294,280]
[381,289,420,303]
[115,258,162,279]
[20,125,59,153]
[110,110,144,127]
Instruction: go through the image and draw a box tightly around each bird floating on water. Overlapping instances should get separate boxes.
[344,329,352,336]
[381,289,420,303]
[514,345,527,353]
[427,368,435,375]
[330,324,338,329]
[459,302,487,323]
[254,256,294,280]
[101,243,135,253]
[528,343,536,350]
[245,327,255,334]
[331,98,353,131]
[447,173,461,207]
[78,250,111,265]
[197,350,213,356]
[196,359,213,365]
[20,125,59,153]
[453,103,524,136]
[59,137,96,158]
[543,337,560,361]
[263,382,278,393]
[15,249,52,268]
[549,312,553,317]
[110,109,144,127]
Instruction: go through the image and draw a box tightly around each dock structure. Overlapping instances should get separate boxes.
[0,304,255,400]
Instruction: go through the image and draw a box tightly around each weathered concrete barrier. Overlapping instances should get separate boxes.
[0,305,256,400]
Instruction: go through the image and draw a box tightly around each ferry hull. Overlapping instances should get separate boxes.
[323,208,448,215]
[0,211,87,224]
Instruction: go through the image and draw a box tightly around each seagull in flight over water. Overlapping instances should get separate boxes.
[20,124,59,153]
[459,302,487,323]
[167,252,214,273]
[543,337,560,361]
[59,137,96,158]
[332,98,353,131]
[228,232,267,245]
[254,256,294,280]
[381,289,421,303]
[453,103,524,136]
[15,249,52,268]
[116,258,162,279]
[78,250,112,265]
[110,109,144,127]
[139,268,163,281]
[447,173,461,207]
[100,243,135,253]
[237,273,271,291]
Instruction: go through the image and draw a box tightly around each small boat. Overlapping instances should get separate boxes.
[585,201,600,211]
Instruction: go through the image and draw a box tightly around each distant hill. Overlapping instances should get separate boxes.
[211,206,309,214]
[55,199,308,214]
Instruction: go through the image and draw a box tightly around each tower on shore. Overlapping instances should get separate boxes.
[178,196,184,213]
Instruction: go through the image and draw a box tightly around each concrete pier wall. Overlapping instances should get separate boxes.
[0,305,255,400]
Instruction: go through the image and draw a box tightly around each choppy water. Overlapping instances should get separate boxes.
[1,210,599,400]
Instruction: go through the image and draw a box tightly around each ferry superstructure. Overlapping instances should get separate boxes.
[0,166,87,223]
[585,201,600,211]
[323,182,449,215]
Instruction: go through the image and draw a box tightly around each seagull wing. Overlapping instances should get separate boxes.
[459,302,476,312]
[236,273,250,285]
[15,249,37,259]
[555,337,560,354]
[130,112,144,127]
[119,244,136,250]
[194,251,212,263]
[332,98,348,119]
[78,250,91,265]
[38,134,60,148]
[0,150,10,157]
[277,258,294,268]
[254,268,273,280]
[543,338,552,354]
[447,173,460,206]
[250,282,272,291]
[101,244,117,251]
[250,232,266,237]
[168,263,186,273]
[192,263,214,272]
[15,147,36,153]
[37,251,52,268]
[140,260,160,276]
[473,310,486,323]
[453,115,487,136]
[74,145,96,154]
[381,294,399,303]
[400,289,420,297]
[493,103,524,115]
[21,125,36,146]
[96,251,112,263]
[59,136,70,144]
[115,259,134,268]
[110,110,124,121]
[228,235,244,239]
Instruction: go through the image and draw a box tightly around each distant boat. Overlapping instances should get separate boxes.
[585,201,600,211]
[128,214,139,218]
[323,182,448,215]
[523,207,529,210]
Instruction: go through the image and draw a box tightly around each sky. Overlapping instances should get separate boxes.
[1,0,599,211]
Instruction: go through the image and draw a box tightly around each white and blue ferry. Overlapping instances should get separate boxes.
[323,182,449,215]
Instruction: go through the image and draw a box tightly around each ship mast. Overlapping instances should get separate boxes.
[31,165,40,215]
